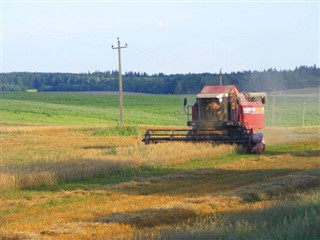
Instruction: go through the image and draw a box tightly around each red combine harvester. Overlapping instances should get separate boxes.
[143,85,267,153]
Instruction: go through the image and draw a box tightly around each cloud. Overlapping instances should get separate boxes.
[156,21,171,29]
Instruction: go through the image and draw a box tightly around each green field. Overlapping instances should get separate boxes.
[0,92,190,126]
[1,91,319,127]
[265,92,319,127]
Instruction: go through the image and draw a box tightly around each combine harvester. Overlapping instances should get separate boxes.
[143,85,267,153]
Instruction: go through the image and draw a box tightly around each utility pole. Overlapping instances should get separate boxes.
[302,102,306,127]
[272,90,276,126]
[112,37,127,128]
[219,68,223,85]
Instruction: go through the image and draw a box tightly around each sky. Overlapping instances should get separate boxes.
[1,0,319,74]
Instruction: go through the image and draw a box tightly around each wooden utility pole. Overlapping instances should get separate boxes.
[112,38,127,128]
[272,90,276,126]
[302,102,306,127]
[219,68,223,85]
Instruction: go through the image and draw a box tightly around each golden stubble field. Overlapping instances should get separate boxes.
[1,124,320,239]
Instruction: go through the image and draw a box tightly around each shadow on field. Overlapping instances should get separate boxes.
[109,168,320,200]
[265,149,320,158]
[96,168,320,229]
[292,149,320,157]
[100,204,201,228]
[3,159,319,198]
[126,196,320,238]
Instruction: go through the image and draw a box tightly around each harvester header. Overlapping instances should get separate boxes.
[143,84,267,154]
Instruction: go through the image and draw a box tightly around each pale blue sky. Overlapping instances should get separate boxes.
[1,1,319,74]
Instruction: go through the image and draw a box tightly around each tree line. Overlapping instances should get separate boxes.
[1,65,319,93]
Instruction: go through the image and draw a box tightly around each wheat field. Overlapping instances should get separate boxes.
[1,124,319,239]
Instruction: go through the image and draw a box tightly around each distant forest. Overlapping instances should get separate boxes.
[1,65,319,93]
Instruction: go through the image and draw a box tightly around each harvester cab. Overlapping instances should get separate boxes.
[186,85,266,132]
[144,85,267,154]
